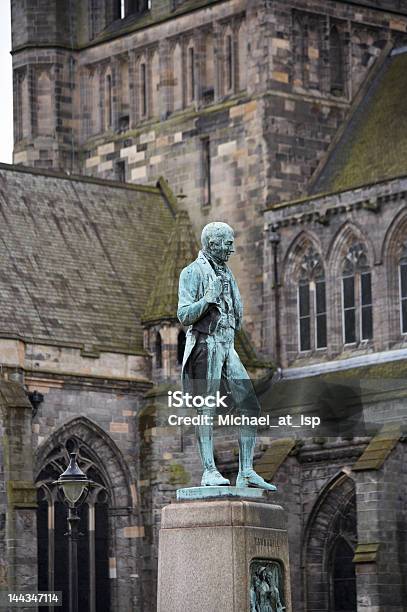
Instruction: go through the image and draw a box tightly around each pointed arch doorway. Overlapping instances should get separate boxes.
[305,473,357,612]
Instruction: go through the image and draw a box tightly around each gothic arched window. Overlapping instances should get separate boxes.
[399,243,407,334]
[37,438,110,612]
[298,249,327,352]
[342,243,373,344]
[306,474,357,611]
[155,331,163,368]
[330,26,345,96]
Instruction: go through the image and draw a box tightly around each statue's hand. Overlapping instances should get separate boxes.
[204,277,223,303]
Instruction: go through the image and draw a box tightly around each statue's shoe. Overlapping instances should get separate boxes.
[201,469,230,486]
[236,469,277,491]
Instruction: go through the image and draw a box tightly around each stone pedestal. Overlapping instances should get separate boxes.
[157,498,292,612]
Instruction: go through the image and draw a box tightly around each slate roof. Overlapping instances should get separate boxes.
[312,48,407,195]
[142,210,199,324]
[0,165,176,354]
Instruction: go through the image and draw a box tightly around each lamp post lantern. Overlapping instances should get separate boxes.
[54,453,93,612]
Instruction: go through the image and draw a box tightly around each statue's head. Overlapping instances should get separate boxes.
[201,222,235,264]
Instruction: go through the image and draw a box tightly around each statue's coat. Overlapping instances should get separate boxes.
[177,250,243,385]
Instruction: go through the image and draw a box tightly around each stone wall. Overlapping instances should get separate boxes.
[354,440,407,611]
[0,381,38,597]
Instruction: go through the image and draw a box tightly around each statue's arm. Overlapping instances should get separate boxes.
[177,267,210,326]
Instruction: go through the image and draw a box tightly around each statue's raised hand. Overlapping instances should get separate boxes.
[204,277,223,303]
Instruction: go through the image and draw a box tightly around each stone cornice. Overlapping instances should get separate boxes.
[264,176,407,226]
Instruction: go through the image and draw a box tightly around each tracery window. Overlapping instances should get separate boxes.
[342,243,373,344]
[399,243,407,334]
[37,438,110,612]
[298,249,327,352]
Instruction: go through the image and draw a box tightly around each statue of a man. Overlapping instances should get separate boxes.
[177,221,275,490]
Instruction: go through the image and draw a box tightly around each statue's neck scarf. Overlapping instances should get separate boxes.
[202,249,227,272]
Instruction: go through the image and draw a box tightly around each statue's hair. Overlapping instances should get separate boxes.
[201,222,234,248]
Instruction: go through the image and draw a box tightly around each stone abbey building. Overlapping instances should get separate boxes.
[1,0,407,610]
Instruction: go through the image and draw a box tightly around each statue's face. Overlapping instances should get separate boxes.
[208,229,235,263]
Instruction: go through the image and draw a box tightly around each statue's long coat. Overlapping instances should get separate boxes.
[177,250,243,385]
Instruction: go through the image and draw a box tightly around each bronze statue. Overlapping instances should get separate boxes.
[178,222,276,490]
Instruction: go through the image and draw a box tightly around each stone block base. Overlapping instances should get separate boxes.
[157,499,292,612]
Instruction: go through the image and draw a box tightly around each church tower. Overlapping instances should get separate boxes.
[11,0,80,171]
[9,0,174,173]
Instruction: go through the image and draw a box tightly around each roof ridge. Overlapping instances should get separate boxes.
[0,162,159,194]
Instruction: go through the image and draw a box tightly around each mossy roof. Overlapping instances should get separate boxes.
[353,426,400,471]
[313,49,407,194]
[142,210,198,324]
[0,164,176,354]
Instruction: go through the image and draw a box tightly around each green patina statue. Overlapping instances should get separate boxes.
[177,221,276,490]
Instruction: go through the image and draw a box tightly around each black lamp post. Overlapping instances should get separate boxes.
[54,453,93,612]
